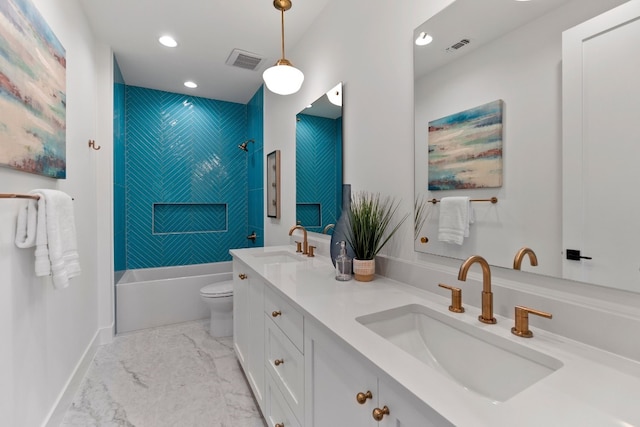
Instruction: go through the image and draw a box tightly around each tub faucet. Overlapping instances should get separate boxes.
[458,255,497,324]
[289,224,308,255]
[513,247,538,270]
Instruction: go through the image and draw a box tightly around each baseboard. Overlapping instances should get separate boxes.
[98,322,115,345]
[42,329,101,427]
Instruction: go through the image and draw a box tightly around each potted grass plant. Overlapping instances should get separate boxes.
[345,191,409,281]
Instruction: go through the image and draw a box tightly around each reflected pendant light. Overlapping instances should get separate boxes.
[263,0,304,95]
[326,82,342,106]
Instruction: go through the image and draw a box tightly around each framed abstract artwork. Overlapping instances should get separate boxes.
[0,0,67,178]
[428,100,503,190]
[267,150,281,218]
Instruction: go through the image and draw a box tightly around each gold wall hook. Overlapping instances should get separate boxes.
[88,139,101,150]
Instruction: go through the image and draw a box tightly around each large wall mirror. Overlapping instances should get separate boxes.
[413,0,635,292]
[296,83,343,235]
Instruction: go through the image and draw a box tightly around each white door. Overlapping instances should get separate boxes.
[377,376,454,427]
[304,321,377,427]
[562,0,640,291]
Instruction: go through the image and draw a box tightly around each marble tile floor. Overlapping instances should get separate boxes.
[60,320,266,427]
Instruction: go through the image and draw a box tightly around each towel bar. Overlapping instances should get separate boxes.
[0,193,40,200]
[429,197,498,204]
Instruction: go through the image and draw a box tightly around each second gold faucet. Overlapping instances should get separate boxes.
[457,255,496,324]
[289,224,308,255]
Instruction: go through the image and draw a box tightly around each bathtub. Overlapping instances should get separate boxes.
[116,261,233,334]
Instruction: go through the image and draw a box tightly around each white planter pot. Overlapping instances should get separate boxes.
[353,258,375,282]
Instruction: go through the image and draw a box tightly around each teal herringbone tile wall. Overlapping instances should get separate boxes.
[125,86,249,268]
[296,114,342,233]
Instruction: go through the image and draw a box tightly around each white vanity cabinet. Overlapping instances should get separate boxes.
[304,319,451,427]
[264,286,305,422]
[233,254,451,427]
[232,260,248,368]
[232,260,265,408]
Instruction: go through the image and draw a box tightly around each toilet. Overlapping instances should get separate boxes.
[200,280,234,337]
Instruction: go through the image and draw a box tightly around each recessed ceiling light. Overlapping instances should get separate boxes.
[159,35,178,47]
[184,81,197,89]
[306,104,313,109]
[415,32,434,46]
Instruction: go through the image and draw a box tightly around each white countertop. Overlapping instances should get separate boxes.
[231,246,640,426]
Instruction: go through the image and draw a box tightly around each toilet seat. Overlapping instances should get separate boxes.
[200,280,233,298]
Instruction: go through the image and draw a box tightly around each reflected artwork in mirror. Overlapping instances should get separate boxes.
[413,0,634,292]
[296,82,343,235]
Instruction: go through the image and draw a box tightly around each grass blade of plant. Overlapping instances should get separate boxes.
[345,191,409,260]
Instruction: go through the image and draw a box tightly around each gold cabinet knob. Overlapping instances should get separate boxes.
[511,305,552,338]
[238,273,247,280]
[356,390,372,404]
[372,406,390,421]
[438,283,465,313]
[275,424,284,427]
[272,310,282,317]
[420,236,429,244]
[274,359,284,366]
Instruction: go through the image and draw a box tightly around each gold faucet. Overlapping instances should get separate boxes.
[513,247,538,270]
[457,255,497,324]
[288,224,308,255]
[322,223,335,234]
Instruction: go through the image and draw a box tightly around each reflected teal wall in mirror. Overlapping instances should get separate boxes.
[296,83,343,234]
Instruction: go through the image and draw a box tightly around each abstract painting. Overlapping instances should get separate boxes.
[0,0,66,178]
[428,100,503,190]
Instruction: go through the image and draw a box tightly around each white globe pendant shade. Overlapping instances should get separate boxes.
[263,61,304,95]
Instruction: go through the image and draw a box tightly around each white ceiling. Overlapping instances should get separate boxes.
[79,0,331,104]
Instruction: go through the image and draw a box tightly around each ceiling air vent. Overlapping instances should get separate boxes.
[226,49,265,71]
[445,38,470,53]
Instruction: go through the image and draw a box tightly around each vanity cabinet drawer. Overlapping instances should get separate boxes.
[264,286,303,352]
[265,314,304,423]
[265,369,301,427]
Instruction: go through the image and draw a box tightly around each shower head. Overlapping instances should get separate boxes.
[238,139,254,152]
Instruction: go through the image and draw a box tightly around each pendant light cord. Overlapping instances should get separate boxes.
[280,7,286,60]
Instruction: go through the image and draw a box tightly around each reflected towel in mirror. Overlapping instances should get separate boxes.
[438,197,474,245]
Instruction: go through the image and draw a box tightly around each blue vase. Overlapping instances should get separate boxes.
[330,184,356,267]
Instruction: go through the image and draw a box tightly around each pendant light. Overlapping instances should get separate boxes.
[263,0,304,95]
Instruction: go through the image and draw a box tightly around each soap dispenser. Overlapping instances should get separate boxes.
[335,241,352,281]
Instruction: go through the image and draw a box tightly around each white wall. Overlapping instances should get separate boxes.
[263,0,640,344]
[0,1,113,425]
[264,0,454,250]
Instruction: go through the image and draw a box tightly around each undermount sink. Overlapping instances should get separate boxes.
[252,251,304,263]
[356,304,563,402]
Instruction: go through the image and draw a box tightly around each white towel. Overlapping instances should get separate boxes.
[438,197,474,245]
[30,189,81,289]
[15,199,38,248]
